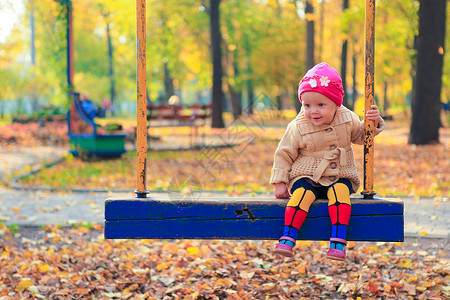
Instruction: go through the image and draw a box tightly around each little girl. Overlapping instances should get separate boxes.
[270,62,384,261]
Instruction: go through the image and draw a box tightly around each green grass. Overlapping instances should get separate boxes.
[16,140,277,194]
[7,224,20,235]
[0,115,12,126]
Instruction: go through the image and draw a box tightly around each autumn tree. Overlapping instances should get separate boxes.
[376,0,418,114]
[221,0,264,118]
[340,3,360,111]
[148,0,187,103]
[409,0,446,145]
[27,0,67,105]
[221,0,244,119]
[97,4,116,113]
[340,0,349,108]
[250,1,304,112]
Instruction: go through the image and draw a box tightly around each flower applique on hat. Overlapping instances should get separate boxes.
[320,76,330,87]
[309,78,317,88]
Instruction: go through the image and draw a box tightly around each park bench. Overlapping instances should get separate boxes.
[67,92,126,158]
[147,103,211,125]
[145,103,212,146]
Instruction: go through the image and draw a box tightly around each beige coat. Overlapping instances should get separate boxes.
[270,106,385,193]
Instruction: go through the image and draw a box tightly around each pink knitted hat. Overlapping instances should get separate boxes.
[298,62,345,106]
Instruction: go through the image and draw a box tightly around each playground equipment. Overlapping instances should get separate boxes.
[56,1,125,158]
[67,92,126,158]
[104,0,404,241]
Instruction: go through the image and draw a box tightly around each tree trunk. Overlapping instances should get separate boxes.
[409,0,446,145]
[276,95,282,111]
[210,0,225,128]
[340,0,349,108]
[305,1,315,69]
[225,50,242,120]
[106,22,116,116]
[319,0,324,61]
[30,5,38,112]
[223,5,242,120]
[146,87,151,105]
[294,86,301,112]
[246,69,254,114]
[231,50,242,118]
[227,82,242,120]
[164,61,175,103]
[66,0,74,97]
[243,31,254,115]
[0,102,4,119]
[383,81,389,115]
[351,53,357,111]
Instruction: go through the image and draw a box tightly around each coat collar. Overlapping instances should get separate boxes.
[294,106,353,134]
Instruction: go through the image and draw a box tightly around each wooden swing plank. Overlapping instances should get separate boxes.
[104,196,404,241]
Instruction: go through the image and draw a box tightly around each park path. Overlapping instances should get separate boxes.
[0,144,448,240]
[0,145,67,179]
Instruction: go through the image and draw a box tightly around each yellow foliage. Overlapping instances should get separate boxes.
[156,263,170,270]
[37,263,50,273]
[0,224,9,236]
[398,258,412,269]
[187,246,200,256]
[15,278,34,292]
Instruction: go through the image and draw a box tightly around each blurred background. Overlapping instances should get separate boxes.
[0,1,448,138]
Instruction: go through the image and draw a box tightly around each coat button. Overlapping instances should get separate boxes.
[330,145,337,150]
[330,162,337,169]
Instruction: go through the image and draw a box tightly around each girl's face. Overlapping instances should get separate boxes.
[301,92,339,126]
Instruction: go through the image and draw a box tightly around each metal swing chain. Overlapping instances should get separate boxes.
[135,0,149,198]
[362,0,377,199]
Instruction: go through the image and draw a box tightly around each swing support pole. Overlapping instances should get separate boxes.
[135,0,149,198]
[362,0,376,199]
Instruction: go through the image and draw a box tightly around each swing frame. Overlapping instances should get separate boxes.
[104,0,404,241]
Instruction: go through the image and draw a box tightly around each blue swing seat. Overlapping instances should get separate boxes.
[104,196,404,241]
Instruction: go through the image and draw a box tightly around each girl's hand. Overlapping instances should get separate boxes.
[365,105,382,128]
[274,182,290,199]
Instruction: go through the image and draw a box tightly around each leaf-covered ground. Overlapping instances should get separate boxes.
[0,225,448,299]
[0,122,68,147]
[0,115,449,299]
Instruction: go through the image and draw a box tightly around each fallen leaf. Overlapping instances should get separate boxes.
[296,262,308,274]
[15,278,34,292]
[38,263,50,272]
[368,281,379,295]
[403,283,416,295]
[156,263,169,270]
[74,287,89,295]
[187,246,199,256]
[398,258,412,269]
